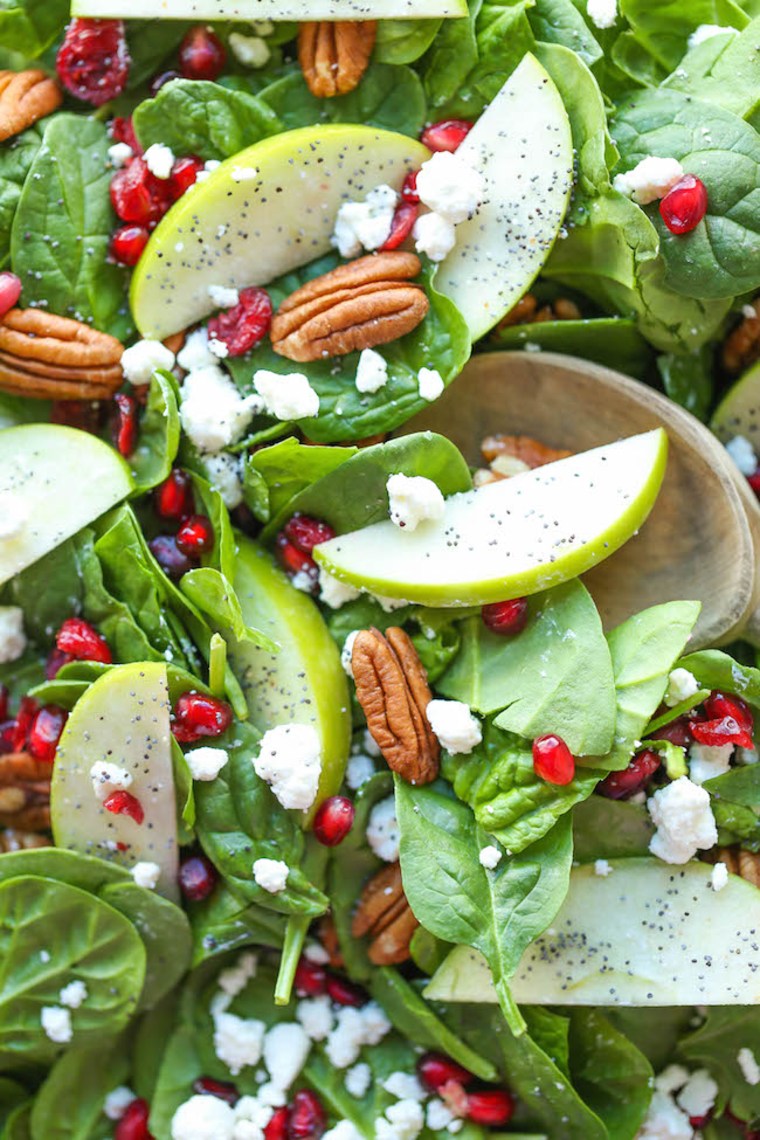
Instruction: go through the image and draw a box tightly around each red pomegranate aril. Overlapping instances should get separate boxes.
[111,224,149,266]
[481,597,529,636]
[172,692,233,743]
[704,691,753,736]
[113,393,139,457]
[110,161,153,224]
[276,534,319,582]
[57,18,130,107]
[207,286,273,357]
[179,26,226,81]
[420,119,473,153]
[0,685,8,724]
[149,534,196,580]
[114,1097,153,1140]
[380,200,419,251]
[57,617,113,664]
[265,1107,290,1140]
[533,733,575,785]
[178,852,217,901]
[192,1076,239,1105]
[287,1090,326,1140]
[45,647,73,681]
[650,715,694,748]
[659,174,708,235]
[28,705,68,764]
[50,400,102,433]
[176,514,215,557]
[748,469,760,499]
[155,469,195,521]
[149,69,181,96]
[104,789,145,825]
[691,715,753,749]
[417,1052,475,1093]
[169,155,204,201]
[313,796,355,846]
[0,721,16,754]
[11,696,38,752]
[325,974,368,1008]
[597,749,661,800]
[283,514,336,554]
[294,957,327,997]
[111,115,141,153]
[401,170,419,204]
[0,272,22,319]
[465,1089,515,1127]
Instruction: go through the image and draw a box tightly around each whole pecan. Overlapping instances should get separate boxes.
[722,299,760,374]
[0,752,51,832]
[271,252,429,363]
[0,309,123,400]
[352,861,419,965]
[298,21,377,99]
[352,626,439,785]
[0,69,62,142]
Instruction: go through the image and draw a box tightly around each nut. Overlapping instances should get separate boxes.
[0,829,49,853]
[298,20,377,99]
[481,433,573,469]
[0,69,62,143]
[0,309,123,400]
[0,751,51,832]
[711,846,760,888]
[351,861,418,965]
[722,299,760,374]
[351,626,439,785]
[271,252,428,363]
[494,293,582,332]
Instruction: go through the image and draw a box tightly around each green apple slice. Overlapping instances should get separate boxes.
[314,429,668,607]
[435,54,574,341]
[711,361,760,448]
[0,424,133,587]
[130,124,430,340]
[74,0,466,16]
[425,859,760,1006]
[51,663,179,902]
[230,535,351,816]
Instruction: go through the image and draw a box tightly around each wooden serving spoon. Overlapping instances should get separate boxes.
[401,351,757,649]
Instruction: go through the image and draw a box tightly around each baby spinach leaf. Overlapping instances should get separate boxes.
[420,0,480,111]
[30,1037,128,1140]
[375,18,443,64]
[148,1025,202,1139]
[125,19,192,89]
[10,115,127,331]
[712,799,760,849]
[663,18,760,121]
[0,126,41,268]
[245,437,357,524]
[620,0,747,70]
[132,992,178,1103]
[703,763,760,806]
[679,647,760,706]
[2,1102,32,1139]
[129,370,180,495]
[180,568,277,653]
[572,797,654,860]
[490,316,652,377]
[0,1081,27,1129]
[568,1009,653,1140]
[681,1007,760,1121]
[656,348,714,421]
[529,0,602,67]
[0,0,68,55]
[188,885,287,967]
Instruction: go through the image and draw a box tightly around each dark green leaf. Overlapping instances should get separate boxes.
[375,18,443,63]
[129,370,181,495]
[529,0,602,66]
[663,18,760,121]
[681,1007,760,1120]
[29,1037,128,1140]
[679,648,760,707]
[245,436,357,525]
[490,316,652,377]
[0,126,41,268]
[618,0,748,71]
[572,796,654,860]
[0,0,68,55]
[568,1009,653,1140]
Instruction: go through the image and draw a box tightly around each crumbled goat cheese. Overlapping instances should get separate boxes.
[186,746,229,781]
[263,1022,311,1090]
[586,0,617,29]
[144,142,175,180]
[341,631,361,677]
[120,339,176,387]
[418,367,444,401]
[613,157,685,205]
[636,1090,692,1140]
[104,1087,137,1121]
[41,1005,73,1044]
[711,861,729,891]
[415,151,485,224]
[229,32,271,67]
[0,606,26,664]
[213,1011,265,1075]
[426,1099,457,1131]
[676,1069,718,1119]
[664,668,700,708]
[107,142,133,168]
[254,1084,287,1109]
[254,369,319,421]
[291,569,318,594]
[726,434,759,476]
[688,23,738,47]
[304,942,330,964]
[387,473,445,531]
[90,761,132,802]
[209,336,229,359]
[426,698,482,755]
[366,796,400,862]
[253,857,289,894]
[171,1094,235,1140]
[738,1047,760,1086]
[202,451,245,509]
[479,845,503,870]
[355,347,389,394]
[253,723,322,811]
[346,752,375,789]
[654,1065,690,1095]
[376,1098,425,1140]
[331,185,398,258]
[319,569,362,610]
[594,858,613,877]
[208,284,240,309]
[180,366,262,452]
[373,594,409,613]
[413,212,456,261]
[178,327,217,372]
[59,980,88,1008]
[647,776,718,864]
[688,741,734,785]
[297,995,334,1042]
[363,729,382,757]
[131,861,161,890]
[218,952,258,998]
[0,496,27,540]
[345,1061,372,1098]
[383,1073,426,1101]
[325,1003,391,1069]
[323,1125,364,1140]
[231,166,259,183]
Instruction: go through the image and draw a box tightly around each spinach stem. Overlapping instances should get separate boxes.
[208,633,227,699]
[275,914,310,1006]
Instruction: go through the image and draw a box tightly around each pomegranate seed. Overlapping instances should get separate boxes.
[113,393,139,457]
[56,18,130,107]
[380,200,418,251]
[401,170,419,204]
[283,514,337,554]
[659,174,708,235]
[420,119,473,153]
[179,26,226,81]
[294,957,327,997]
[704,691,753,736]
[689,1113,712,1129]
[111,224,149,266]
[149,534,196,580]
[0,272,22,318]
[12,697,39,752]
[748,469,760,499]
[111,115,141,153]
[176,514,215,556]
[104,790,145,825]
[50,400,101,432]
[313,796,355,846]
[650,716,694,748]
[0,721,16,754]
[287,1090,326,1140]
[45,647,73,680]
[155,470,195,521]
[532,733,575,785]
[149,69,180,96]
[325,974,368,1007]
[481,597,529,636]
[192,1077,239,1105]
[172,692,233,743]
[168,155,204,201]
[110,157,171,226]
[178,852,217,901]
[28,706,67,764]
[207,286,273,357]
[265,1107,290,1140]
[115,1098,153,1140]
[417,1053,475,1093]
[597,749,661,800]
[690,715,753,749]
[57,617,113,664]
[276,535,319,584]
[465,1089,515,1127]
[0,686,7,723]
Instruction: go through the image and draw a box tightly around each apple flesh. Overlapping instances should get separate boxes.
[711,361,760,454]
[435,54,574,341]
[425,859,760,1006]
[74,0,466,16]
[130,124,430,340]
[314,429,668,607]
[0,424,133,587]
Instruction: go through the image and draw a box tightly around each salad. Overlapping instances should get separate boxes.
[0,2,759,1139]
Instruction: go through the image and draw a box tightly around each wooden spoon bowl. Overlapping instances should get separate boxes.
[401,351,755,649]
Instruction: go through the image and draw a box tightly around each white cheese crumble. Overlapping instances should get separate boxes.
[711,861,729,891]
[180,366,263,452]
[594,858,613,877]
[324,1124,364,1140]
[107,141,133,168]
[120,339,176,387]
[253,368,319,421]
[252,857,289,894]
[263,1022,311,1091]
[688,23,738,47]
[418,367,444,401]
[59,980,88,1008]
[218,952,258,998]
[647,776,718,864]
[341,630,361,677]
[586,0,617,29]
[208,336,229,359]
[725,434,759,476]
[376,1098,425,1140]
[345,1061,372,1098]
[90,761,133,801]
[208,284,240,310]
[131,861,161,890]
[346,752,375,789]
[688,741,734,785]
[413,212,456,262]
[355,347,389,394]
[177,327,217,372]
[104,1087,137,1121]
[202,451,244,510]
[213,1011,265,1075]
[387,473,445,531]
[325,1003,392,1069]
[231,166,259,183]
[636,1089,692,1140]
[426,1099,458,1131]
[654,1065,691,1095]
[171,1094,235,1140]
[144,142,175,180]
[319,569,362,610]
[366,796,400,862]
[479,844,503,870]
[229,31,271,68]
[0,606,26,663]
[426,699,482,755]
[613,157,685,205]
[663,668,700,708]
[186,746,229,781]
[415,151,485,224]
[383,1072,426,1101]
[676,1069,718,1119]
[331,185,398,258]
[738,1047,760,1085]
[296,995,334,1042]
[253,723,322,811]
[41,1005,72,1044]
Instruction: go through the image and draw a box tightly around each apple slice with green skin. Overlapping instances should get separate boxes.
[435,54,574,341]
[51,662,179,902]
[130,124,430,340]
[74,0,466,16]
[0,424,133,587]
[314,429,668,607]
[229,534,351,819]
[425,859,760,1006]
[711,361,760,450]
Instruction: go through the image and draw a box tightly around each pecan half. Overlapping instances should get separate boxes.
[0,309,123,400]
[710,846,760,888]
[0,752,51,832]
[352,861,419,965]
[0,70,62,143]
[722,299,760,374]
[298,21,377,99]
[481,433,573,469]
[495,293,581,332]
[352,626,439,785]
[0,828,49,853]
[271,252,428,363]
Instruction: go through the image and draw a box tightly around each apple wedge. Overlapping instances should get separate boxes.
[711,361,760,450]
[74,0,466,16]
[0,424,133,587]
[130,125,430,340]
[435,54,574,341]
[424,859,760,1006]
[314,429,668,607]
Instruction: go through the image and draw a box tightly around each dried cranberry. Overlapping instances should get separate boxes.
[659,175,708,235]
[597,750,661,800]
[178,26,226,81]
[11,697,39,752]
[283,515,336,554]
[276,534,319,583]
[417,1052,475,1093]
[650,716,694,748]
[110,157,171,226]
[104,789,145,825]
[56,617,112,664]
[114,1097,153,1140]
[111,224,149,266]
[168,155,204,201]
[28,705,67,764]
[265,1108,290,1140]
[149,534,196,580]
[155,469,195,521]
[465,1089,515,1127]
[207,286,273,357]
[691,715,753,749]
[178,852,217,901]
[111,116,141,154]
[325,974,368,1007]
[532,733,575,785]
[176,514,215,557]
[420,119,473,153]
[294,957,327,997]
[287,1090,326,1140]
[149,69,180,96]
[113,393,139,458]
[401,170,419,204]
[704,691,753,737]
[192,1077,239,1105]
[380,200,418,251]
[0,272,21,319]
[172,692,233,743]
[57,18,130,107]
[313,796,355,846]
[481,597,529,636]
